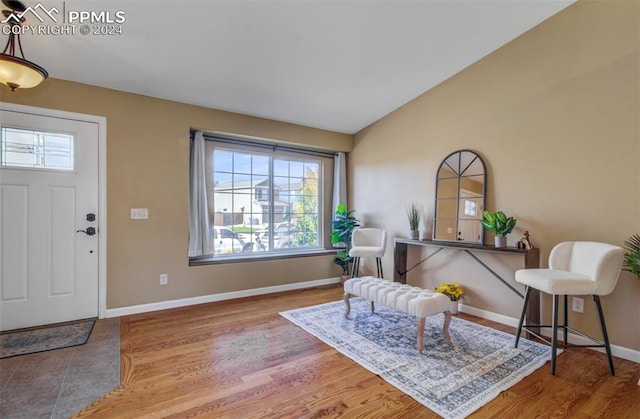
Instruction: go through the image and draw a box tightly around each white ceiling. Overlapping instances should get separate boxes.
[14,0,575,134]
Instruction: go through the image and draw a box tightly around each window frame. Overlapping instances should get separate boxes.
[190,133,335,264]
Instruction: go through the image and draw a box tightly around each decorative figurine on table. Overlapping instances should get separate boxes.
[517,231,534,250]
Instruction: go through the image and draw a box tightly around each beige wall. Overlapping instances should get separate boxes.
[2,80,352,308]
[350,1,640,351]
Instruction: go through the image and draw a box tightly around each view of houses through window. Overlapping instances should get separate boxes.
[208,145,322,256]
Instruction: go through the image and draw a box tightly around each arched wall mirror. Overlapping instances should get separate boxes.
[433,150,486,244]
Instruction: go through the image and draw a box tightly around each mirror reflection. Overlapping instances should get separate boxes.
[433,150,486,244]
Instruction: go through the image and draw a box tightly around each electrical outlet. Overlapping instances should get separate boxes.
[572,297,584,313]
[160,273,168,285]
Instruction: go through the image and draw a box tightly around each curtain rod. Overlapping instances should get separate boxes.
[192,131,339,159]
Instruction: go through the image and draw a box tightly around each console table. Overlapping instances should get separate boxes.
[393,238,540,333]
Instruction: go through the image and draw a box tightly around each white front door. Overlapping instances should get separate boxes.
[0,109,99,331]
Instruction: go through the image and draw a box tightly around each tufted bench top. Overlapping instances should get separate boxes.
[344,276,451,318]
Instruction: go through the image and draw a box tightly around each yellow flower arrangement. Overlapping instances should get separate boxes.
[435,282,464,301]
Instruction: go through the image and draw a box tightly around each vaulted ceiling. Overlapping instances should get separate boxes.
[14,0,575,134]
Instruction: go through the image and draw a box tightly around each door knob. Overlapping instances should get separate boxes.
[76,227,96,236]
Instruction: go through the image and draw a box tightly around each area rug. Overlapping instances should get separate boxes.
[0,320,95,359]
[280,298,551,419]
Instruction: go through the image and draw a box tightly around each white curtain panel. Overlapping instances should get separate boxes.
[332,151,347,216]
[332,151,347,247]
[188,131,214,257]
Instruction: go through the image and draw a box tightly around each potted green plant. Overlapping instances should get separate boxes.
[624,234,640,279]
[407,202,422,240]
[333,250,352,278]
[331,204,360,281]
[480,210,517,248]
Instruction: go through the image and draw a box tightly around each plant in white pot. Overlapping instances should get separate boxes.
[480,210,517,248]
[407,202,422,240]
[435,282,464,314]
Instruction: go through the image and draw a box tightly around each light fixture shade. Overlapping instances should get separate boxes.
[0,53,48,90]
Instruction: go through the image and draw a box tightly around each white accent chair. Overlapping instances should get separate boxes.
[349,228,387,278]
[514,241,625,375]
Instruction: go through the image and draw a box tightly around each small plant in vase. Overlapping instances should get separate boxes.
[407,202,422,240]
[481,210,517,248]
[435,282,464,314]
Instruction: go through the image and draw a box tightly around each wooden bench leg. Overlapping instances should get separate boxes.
[417,317,425,353]
[418,312,452,354]
[343,292,351,319]
[443,311,452,342]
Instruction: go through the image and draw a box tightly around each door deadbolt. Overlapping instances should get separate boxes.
[86,213,96,222]
[76,227,96,236]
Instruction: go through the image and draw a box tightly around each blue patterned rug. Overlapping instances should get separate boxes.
[280,298,551,419]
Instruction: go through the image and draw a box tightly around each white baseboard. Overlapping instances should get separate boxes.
[458,303,640,364]
[458,303,521,328]
[106,277,341,318]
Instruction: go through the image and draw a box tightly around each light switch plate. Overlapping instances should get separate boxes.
[131,208,149,219]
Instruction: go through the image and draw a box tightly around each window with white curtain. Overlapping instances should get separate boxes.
[193,134,334,260]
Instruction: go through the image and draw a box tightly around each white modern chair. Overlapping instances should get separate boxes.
[349,228,387,278]
[514,241,625,375]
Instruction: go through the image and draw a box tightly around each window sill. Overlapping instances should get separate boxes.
[189,248,336,266]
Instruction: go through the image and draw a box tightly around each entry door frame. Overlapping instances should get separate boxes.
[1,102,108,319]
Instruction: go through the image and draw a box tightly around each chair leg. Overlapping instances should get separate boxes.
[594,295,615,376]
[376,257,383,278]
[551,294,559,375]
[351,257,359,278]
[515,286,531,348]
[563,295,569,348]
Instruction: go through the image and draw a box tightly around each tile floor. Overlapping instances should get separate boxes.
[0,318,120,419]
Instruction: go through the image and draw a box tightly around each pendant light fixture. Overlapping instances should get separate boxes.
[0,0,48,91]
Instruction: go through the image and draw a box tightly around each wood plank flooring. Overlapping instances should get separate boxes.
[75,285,640,418]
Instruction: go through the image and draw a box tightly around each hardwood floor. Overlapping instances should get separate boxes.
[75,285,640,418]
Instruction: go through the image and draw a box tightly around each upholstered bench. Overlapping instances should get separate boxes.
[343,276,452,353]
